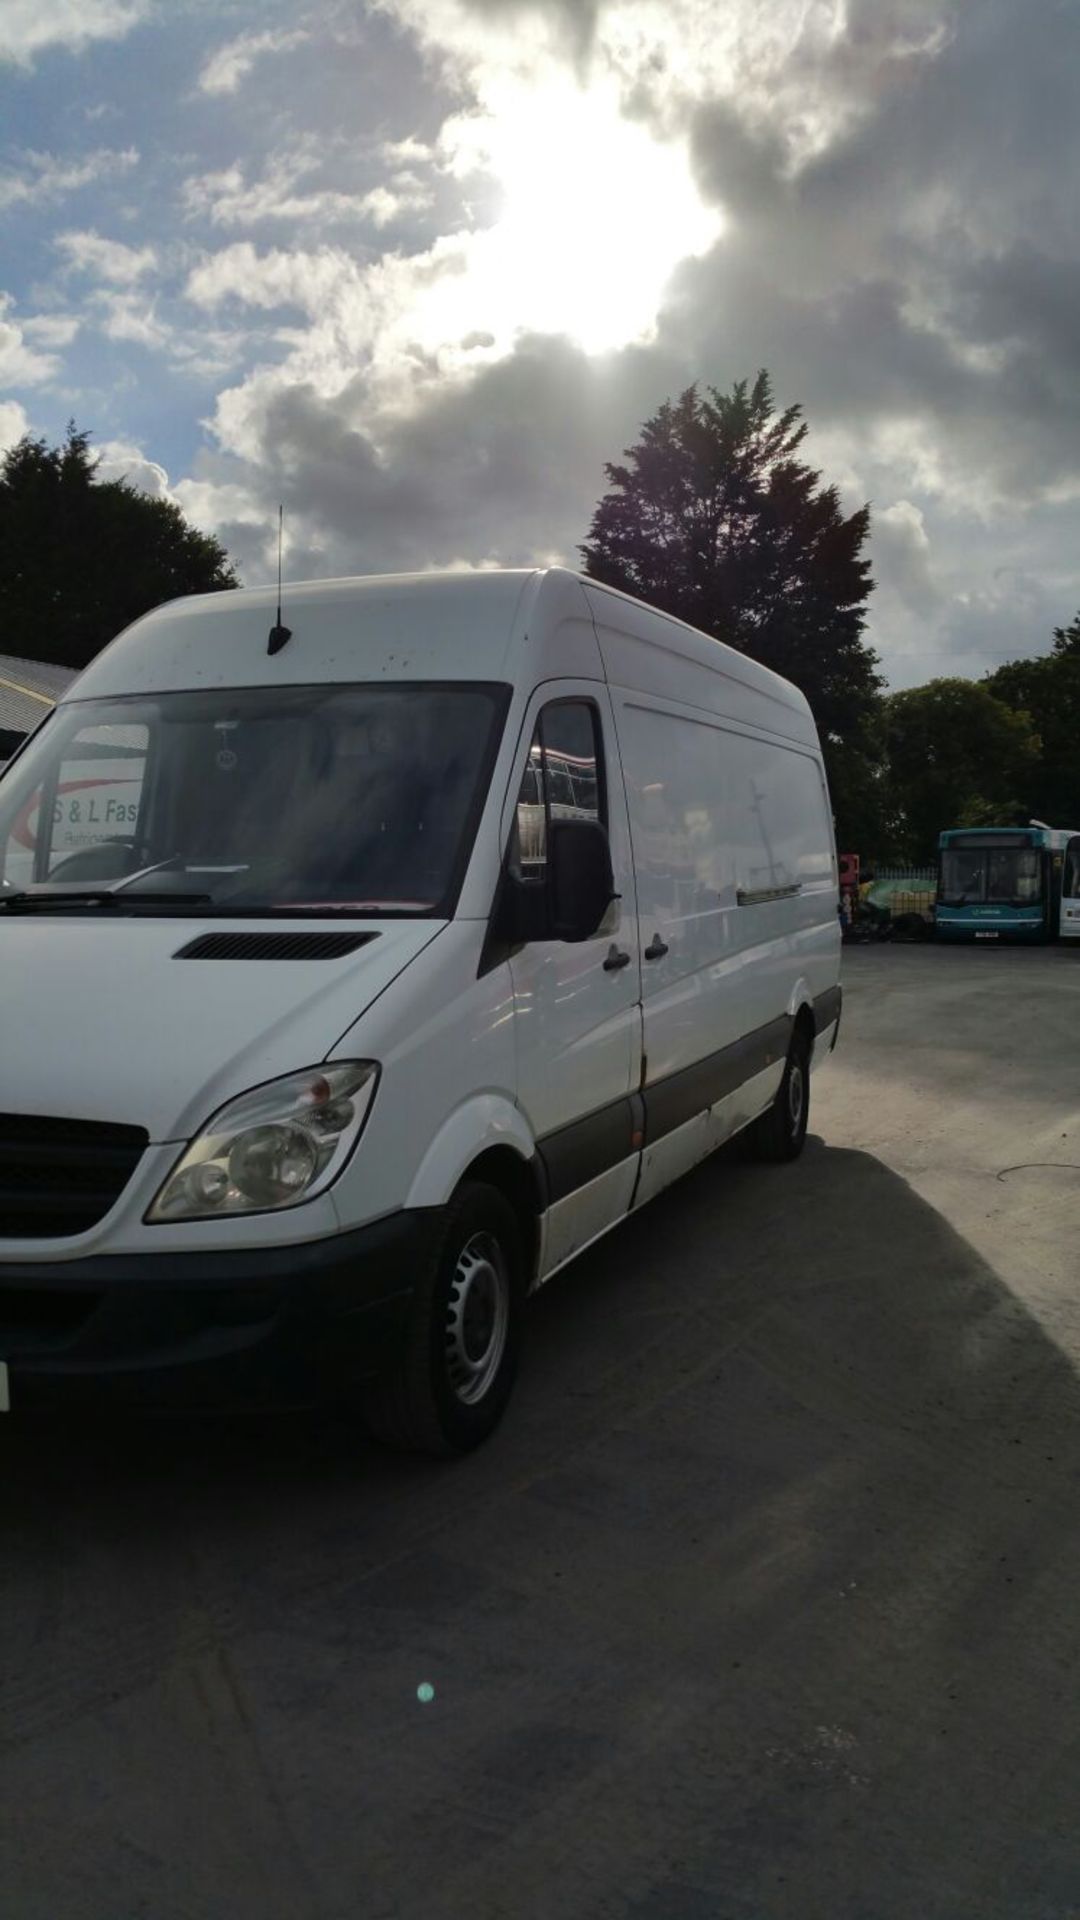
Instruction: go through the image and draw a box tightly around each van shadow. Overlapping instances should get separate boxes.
[5,1140,1080,1920]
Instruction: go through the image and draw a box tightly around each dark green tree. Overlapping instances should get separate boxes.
[579,372,880,848]
[0,423,236,671]
[984,612,1080,828]
[882,678,1041,863]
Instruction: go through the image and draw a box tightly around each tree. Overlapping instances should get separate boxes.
[579,373,880,847]
[0,424,236,671]
[984,612,1080,828]
[882,678,1041,864]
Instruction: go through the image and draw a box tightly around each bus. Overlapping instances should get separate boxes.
[936,823,1080,941]
[1061,835,1080,941]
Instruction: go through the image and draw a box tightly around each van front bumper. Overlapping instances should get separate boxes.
[0,1210,444,1413]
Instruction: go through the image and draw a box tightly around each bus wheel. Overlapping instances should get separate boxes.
[749,1028,811,1163]
[360,1182,524,1456]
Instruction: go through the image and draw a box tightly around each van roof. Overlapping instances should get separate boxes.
[64,567,812,724]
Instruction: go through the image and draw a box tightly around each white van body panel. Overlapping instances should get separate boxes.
[585,580,838,1195]
[583,581,819,749]
[71,572,537,701]
[0,914,442,1142]
[404,1094,535,1214]
[454,574,604,921]
[327,918,518,1227]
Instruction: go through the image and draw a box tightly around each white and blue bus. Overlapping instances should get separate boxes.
[936,823,1080,942]
[1060,835,1080,941]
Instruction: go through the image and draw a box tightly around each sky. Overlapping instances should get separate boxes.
[1,0,1078,689]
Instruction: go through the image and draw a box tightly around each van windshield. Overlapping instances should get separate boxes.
[0,682,508,916]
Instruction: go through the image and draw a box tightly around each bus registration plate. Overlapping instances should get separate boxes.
[975,930,999,939]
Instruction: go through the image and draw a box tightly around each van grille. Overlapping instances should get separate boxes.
[0,1114,148,1238]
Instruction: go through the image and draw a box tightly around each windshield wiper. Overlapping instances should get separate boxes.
[0,890,214,914]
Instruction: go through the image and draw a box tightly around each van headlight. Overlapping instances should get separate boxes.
[147,1063,379,1222]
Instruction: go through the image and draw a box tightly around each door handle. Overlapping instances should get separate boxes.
[643,934,669,960]
[603,945,631,971]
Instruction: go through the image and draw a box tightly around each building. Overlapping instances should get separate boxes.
[0,653,74,764]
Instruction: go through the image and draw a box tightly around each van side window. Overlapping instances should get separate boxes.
[620,705,834,911]
[511,700,604,878]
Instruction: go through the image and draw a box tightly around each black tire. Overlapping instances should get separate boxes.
[748,1027,811,1163]
[360,1181,524,1456]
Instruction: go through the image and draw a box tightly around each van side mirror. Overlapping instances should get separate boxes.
[548,818,615,942]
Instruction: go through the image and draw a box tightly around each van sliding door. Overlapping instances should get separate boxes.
[615,698,832,1203]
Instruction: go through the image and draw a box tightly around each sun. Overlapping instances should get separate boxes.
[411,69,724,360]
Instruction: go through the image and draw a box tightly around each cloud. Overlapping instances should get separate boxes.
[9,0,1074,692]
[184,242,361,319]
[21,313,80,346]
[0,145,138,213]
[0,399,31,455]
[176,1,1078,687]
[180,150,435,232]
[387,0,954,171]
[55,229,157,283]
[197,27,309,96]
[93,438,172,496]
[92,289,170,348]
[872,500,944,620]
[170,328,679,586]
[358,174,436,228]
[0,0,148,66]
[0,295,59,385]
[939,571,1067,681]
[168,326,256,381]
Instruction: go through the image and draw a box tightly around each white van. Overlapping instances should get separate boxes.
[0,570,841,1451]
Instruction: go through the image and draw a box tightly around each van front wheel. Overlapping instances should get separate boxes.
[749,1028,811,1163]
[360,1182,524,1456]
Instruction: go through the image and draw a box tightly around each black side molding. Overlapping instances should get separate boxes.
[736,884,802,906]
[643,1015,792,1145]
[533,995,840,1209]
[537,1093,645,1206]
[813,984,842,1034]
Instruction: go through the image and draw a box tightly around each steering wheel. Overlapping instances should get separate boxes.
[48,839,139,882]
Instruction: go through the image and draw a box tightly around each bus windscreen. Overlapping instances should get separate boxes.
[939,845,1042,906]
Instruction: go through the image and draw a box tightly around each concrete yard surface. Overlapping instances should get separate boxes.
[4,944,1080,1918]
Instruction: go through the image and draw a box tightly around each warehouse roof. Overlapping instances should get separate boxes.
[0,652,75,742]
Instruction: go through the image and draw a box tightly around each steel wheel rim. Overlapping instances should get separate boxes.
[444,1231,510,1406]
[787,1059,805,1133]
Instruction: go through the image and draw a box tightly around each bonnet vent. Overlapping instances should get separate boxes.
[174,930,377,961]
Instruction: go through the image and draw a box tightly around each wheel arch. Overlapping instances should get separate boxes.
[461,1145,543,1289]
[404,1094,543,1283]
[786,979,817,1057]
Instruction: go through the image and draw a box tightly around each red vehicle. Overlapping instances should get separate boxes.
[838,852,860,930]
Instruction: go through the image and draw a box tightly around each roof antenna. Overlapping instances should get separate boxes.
[267,504,292,655]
